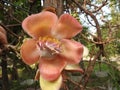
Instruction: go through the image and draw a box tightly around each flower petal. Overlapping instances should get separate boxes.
[40,75,62,90]
[20,39,40,65]
[83,46,89,57]
[0,31,7,44]
[61,39,83,64]
[39,55,67,81]
[52,14,82,39]
[0,26,6,35]
[0,26,7,44]
[65,64,83,73]
[34,69,40,80]
[22,11,58,39]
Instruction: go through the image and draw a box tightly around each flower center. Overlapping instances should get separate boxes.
[37,36,62,58]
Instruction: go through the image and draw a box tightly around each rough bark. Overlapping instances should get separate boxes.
[1,58,9,90]
[43,0,63,16]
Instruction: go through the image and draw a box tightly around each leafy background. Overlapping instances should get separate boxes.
[0,0,120,90]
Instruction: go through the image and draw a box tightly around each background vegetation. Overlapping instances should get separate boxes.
[0,0,120,90]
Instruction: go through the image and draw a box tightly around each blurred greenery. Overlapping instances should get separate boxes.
[0,0,120,90]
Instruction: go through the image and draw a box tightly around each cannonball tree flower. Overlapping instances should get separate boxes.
[20,11,84,90]
[0,26,8,45]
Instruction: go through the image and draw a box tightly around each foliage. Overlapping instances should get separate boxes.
[0,0,120,90]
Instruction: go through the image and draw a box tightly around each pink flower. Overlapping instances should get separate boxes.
[0,26,8,45]
[20,11,83,90]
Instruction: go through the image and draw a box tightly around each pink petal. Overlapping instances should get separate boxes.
[52,14,82,39]
[0,26,7,44]
[0,31,7,44]
[0,26,6,34]
[20,39,40,65]
[61,39,83,64]
[39,55,67,81]
[22,11,58,39]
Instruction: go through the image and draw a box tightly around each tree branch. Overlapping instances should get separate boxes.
[71,0,102,41]
[91,0,108,13]
[0,23,19,39]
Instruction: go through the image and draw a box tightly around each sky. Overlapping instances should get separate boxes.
[79,2,111,34]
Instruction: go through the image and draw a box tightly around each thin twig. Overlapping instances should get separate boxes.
[85,15,96,27]
[6,24,21,27]
[2,0,30,13]
[92,0,108,13]
[80,33,115,44]
[0,23,19,39]
[71,0,102,41]
[83,50,102,89]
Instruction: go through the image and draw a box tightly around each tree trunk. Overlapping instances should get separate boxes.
[43,0,63,16]
[1,58,9,90]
